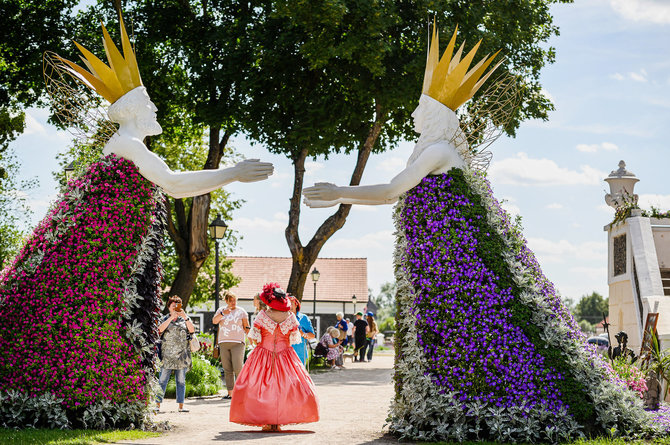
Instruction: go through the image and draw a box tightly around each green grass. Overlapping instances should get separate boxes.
[0,428,160,444]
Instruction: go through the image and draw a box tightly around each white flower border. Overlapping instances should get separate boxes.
[387,168,660,443]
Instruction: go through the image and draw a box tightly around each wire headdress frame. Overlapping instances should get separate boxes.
[451,70,522,172]
[43,50,118,149]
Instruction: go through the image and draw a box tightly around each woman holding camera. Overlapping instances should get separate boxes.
[156,295,195,412]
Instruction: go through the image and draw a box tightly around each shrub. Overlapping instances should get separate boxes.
[163,356,223,398]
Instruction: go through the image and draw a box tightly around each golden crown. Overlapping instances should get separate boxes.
[57,13,142,104]
[423,23,502,111]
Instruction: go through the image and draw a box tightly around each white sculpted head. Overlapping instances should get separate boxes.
[107,86,163,136]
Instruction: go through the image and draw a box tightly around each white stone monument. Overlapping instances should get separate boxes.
[604,161,670,352]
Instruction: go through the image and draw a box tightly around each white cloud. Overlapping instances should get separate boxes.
[377,157,405,174]
[610,0,670,24]
[629,69,648,82]
[323,230,394,254]
[527,238,607,263]
[500,197,520,217]
[597,203,614,214]
[576,142,619,153]
[610,70,648,83]
[546,203,564,210]
[229,215,286,233]
[489,152,606,186]
[305,161,325,176]
[639,194,670,210]
[23,112,45,135]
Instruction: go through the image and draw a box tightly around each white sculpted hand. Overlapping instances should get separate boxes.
[234,159,274,183]
[302,182,341,203]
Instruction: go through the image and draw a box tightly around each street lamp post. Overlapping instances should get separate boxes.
[311,267,320,334]
[64,162,75,182]
[208,214,228,315]
[352,294,357,317]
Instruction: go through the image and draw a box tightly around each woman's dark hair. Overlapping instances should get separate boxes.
[168,295,182,306]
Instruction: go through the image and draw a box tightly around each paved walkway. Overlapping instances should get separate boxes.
[120,354,403,445]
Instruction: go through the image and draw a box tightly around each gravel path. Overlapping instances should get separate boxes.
[118,354,405,445]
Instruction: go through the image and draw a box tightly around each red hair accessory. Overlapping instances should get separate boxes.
[260,282,291,312]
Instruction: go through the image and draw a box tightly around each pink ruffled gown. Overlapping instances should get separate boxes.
[229,310,320,426]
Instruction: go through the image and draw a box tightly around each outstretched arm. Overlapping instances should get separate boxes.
[303,142,457,207]
[106,138,273,199]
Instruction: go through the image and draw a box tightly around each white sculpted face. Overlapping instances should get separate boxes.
[411,95,429,134]
[107,86,163,136]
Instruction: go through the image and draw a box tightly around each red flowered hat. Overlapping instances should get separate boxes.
[260,282,291,312]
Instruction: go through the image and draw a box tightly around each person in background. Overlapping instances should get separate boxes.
[156,295,195,412]
[253,292,267,313]
[212,293,250,399]
[352,311,369,362]
[320,327,343,369]
[366,312,379,362]
[335,312,348,347]
[289,296,315,366]
[345,317,353,349]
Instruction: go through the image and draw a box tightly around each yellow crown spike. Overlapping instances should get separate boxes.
[118,13,142,86]
[448,41,466,74]
[58,13,143,104]
[472,57,505,92]
[422,21,440,94]
[450,50,501,108]
[100,22,133,90]
[57,56,116,103]
[429,40,482,105]
[422,23,502,111]
[72,40,125,101]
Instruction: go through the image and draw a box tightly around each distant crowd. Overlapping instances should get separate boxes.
[155,290,379,417]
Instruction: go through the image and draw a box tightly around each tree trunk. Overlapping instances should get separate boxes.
[286,103,386,301]
[165,125,232,308]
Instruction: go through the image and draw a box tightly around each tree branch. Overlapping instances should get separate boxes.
[286,148,308,261]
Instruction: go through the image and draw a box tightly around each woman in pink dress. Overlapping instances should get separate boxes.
[229,283,320,431]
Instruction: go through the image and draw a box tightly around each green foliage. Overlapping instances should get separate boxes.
[378,316,396,333]
[0,428,159,445]
[0,148,35,269]
[644,333,670,399]
[163,355,223,398]
[446,169,596,428]
[579,319,596,335]
[574,292,608,325]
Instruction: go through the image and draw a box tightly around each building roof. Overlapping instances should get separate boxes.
[227,256,368,303]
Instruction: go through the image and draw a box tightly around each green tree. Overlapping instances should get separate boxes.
[574,291,609,325]
[66,0,257,307]
[0,0,77,146]
[0,151,34,269]
[244,0,572,300]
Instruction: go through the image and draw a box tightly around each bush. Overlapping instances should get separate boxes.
[163,356,223,398]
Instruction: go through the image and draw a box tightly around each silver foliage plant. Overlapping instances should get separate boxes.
[387,167,663,443]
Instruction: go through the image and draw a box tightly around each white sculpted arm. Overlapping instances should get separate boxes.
[303,142,460,207]
[104,138,273,199]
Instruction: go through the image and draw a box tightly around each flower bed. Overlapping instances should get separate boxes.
[0,155,164,429]
[389,168,660,443]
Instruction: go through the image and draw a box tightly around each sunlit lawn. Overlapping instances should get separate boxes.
[0,428,160,444]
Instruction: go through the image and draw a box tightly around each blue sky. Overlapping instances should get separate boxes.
[9,0,670,301]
